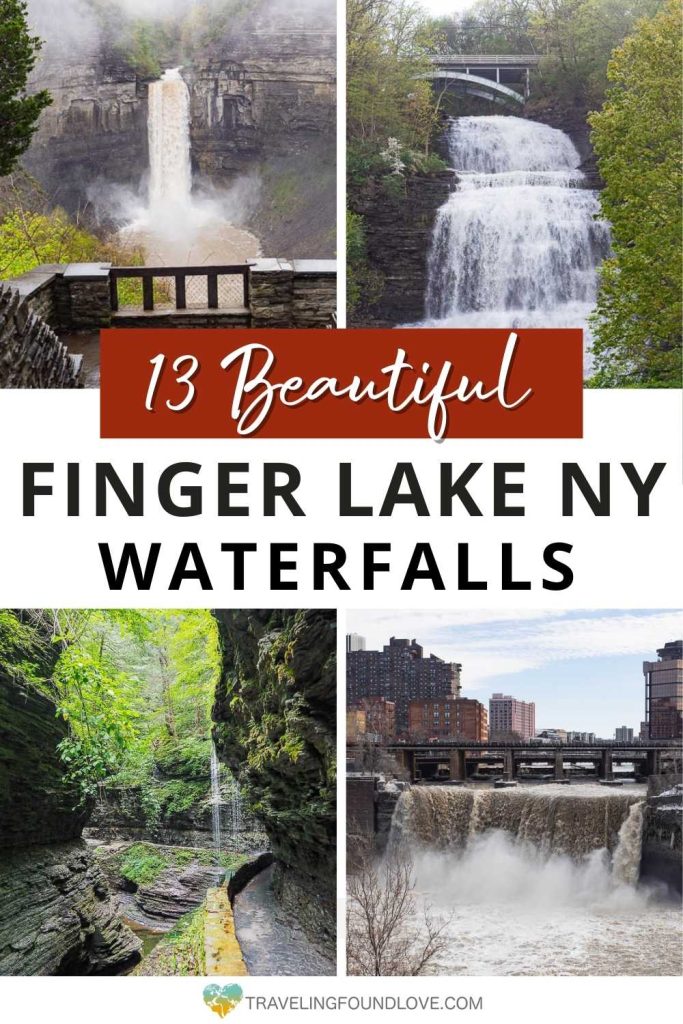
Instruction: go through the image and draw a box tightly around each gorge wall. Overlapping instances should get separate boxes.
[0,619,140,975]
[211,609,336,958]
[23,19,336,258]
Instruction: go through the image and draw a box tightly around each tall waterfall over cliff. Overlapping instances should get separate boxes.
[210,741,222,857]
[424,116,610,358]
[148,69,193,214]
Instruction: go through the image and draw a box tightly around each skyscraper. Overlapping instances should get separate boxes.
[346,637,461,734]
[489,693,536,740]
[346,633,366,653]
[615,726,634,742]
[643,640,683,739]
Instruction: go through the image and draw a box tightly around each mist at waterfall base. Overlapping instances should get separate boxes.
[87,70,260,267]
[417,116,611,373]
[388,785,681,976]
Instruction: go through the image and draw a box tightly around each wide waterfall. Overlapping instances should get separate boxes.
[147,69,193,214]
[385,784,682,975]
[423,116,611,364]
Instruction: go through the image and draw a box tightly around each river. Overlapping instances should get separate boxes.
[389,784,682,976]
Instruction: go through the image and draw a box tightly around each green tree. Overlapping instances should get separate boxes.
[0,0,52,176]
[588,0,682,387]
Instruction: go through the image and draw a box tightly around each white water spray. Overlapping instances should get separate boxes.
[423,116,611,365]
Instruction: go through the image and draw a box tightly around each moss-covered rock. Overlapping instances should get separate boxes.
[211,609,336,952]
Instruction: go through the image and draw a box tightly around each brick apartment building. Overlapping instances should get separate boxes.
[346,636,461,734]
[408,697,488,741]
[489,692,536,740]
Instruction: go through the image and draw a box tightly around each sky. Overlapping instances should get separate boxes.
[346,609,683,738]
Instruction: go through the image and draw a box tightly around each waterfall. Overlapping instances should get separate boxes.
[147,68,192,214]
[424,116,611,357]
[612,801,645,886]
[210,741,222,859]
[390,786,644,877]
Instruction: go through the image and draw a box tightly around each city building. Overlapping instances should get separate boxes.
[347,637,461,734]
[489,693,536,740]
[615,726,634,742]
[346,633,366,653]
[347,707,366,743]
[408,697,488,742]
[643,640,683,740]
[567,731,596,743]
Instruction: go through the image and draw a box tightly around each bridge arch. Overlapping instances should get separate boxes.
[419,69,525,108]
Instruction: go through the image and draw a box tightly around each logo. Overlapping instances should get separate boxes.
[203,984,244,1018]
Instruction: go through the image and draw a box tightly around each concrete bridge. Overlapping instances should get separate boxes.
[422,53,542,107]
[349,739,682,783]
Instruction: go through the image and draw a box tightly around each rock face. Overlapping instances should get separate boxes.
[0,636,141,976]
[641,777,683,893]
[212,610,336,956]
[24,28,336,257]
[0,842,140,975]
[350,171,456,325]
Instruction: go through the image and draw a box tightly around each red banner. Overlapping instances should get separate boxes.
[100,328,583,439]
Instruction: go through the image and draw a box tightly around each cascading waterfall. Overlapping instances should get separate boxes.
[390,786,643,872]
[147,68,192,214]
[209,741,222,859]
[423,116,611,361]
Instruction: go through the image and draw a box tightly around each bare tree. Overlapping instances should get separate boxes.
[347,844,451,975]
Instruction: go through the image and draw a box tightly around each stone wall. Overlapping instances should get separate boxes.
[0,666,141,975]
[0,280,82,388]
[249,259,336,327]
[351,170,456,326]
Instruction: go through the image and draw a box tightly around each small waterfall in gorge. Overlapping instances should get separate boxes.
[147,69,192,214]
[424,116,611,362]
[210,741,222,859]
[390,786,644,871]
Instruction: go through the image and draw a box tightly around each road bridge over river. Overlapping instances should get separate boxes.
[348,739,682,783]
[422,54,542,106]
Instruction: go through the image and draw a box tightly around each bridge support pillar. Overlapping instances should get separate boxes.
[646,749,661,776]
[449,749,466,782]
[600,749,613,781]
[504,749,515,781]
[554,751,564,781]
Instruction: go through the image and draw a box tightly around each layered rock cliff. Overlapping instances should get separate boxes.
[0,618,140,975]
[211,609,336,956]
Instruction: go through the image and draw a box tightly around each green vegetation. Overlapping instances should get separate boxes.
[134,905,208,976]
[0,610,226,816]
[101,842,247,888]
[588,0,682,387]
[0,0,51,177]
[427,0,663,109]
[346,0,449,314]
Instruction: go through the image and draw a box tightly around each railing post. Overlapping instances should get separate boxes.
[207,273,218,309]
[242,268,249,309]
[175,274,186,310]
[109,273,119,313]
[142,273,154,311]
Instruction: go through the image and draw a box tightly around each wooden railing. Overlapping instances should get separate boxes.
[109,264,251,313]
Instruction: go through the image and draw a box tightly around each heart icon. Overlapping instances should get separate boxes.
[203,984,244,1018]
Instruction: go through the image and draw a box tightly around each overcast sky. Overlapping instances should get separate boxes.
[419,0,475,16]
[346,609,683,737]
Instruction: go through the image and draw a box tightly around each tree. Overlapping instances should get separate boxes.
[588,0,682,387]
[347,844,451,975]
[0,0,52,177]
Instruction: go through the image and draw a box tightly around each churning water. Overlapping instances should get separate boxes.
[422,116,611,369]
[389,785,682,975]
